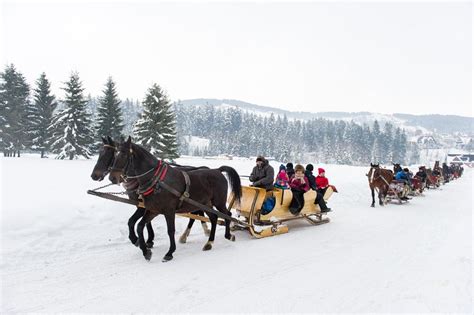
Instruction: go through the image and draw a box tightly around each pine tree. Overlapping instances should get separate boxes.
[371,120,382,163]
[95,77,124,144]
[49,72,94,159]
[134,83,178,159]
[0,64,30,157]
[30,73,57,157]
[382,122,394,163]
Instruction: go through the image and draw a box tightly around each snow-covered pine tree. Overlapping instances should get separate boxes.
[121,98,142,136]
[0,64,30,157]
[134,84,178,160]
[371,120,382,164]
[49,72,94,160]
[382,122,394,163]
[399,130,408,164]
[95,77,124,145]
[30,73,57,157]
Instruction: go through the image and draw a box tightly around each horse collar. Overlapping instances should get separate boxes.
[141,161,169,196]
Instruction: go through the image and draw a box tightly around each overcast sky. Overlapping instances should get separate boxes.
[1,0,472,116]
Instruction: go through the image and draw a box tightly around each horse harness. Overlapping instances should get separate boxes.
[132,160,190,210]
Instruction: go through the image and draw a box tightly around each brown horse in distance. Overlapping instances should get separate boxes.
[367,163,394,207]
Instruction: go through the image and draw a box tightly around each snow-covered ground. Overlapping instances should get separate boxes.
[1,155,472,313]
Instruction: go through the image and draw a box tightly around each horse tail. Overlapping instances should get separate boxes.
[218,166,242,203]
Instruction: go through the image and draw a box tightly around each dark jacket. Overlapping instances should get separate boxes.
[249,159,275,190]
[286,166,295,179]
[304,170,316,190]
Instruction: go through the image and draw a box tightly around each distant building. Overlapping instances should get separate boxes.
[447,152,474,168]
[416,135,441,149]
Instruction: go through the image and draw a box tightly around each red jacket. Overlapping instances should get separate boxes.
[315,175,329,189]
[289,176,310,192]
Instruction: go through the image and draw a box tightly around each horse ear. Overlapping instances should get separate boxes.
[126,136,132,144]
[102,136,107,143]
[107,136,113,144]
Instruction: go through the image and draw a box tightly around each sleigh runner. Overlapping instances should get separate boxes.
[228,186,332,238]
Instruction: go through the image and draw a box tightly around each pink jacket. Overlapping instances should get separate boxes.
[289,176,310,192]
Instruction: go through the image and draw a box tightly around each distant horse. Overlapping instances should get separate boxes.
[109,137,242,262]
[367,163,394,207]
[425,168,440,188]
[90,136,210,248]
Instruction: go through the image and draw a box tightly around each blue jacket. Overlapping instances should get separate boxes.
[395,171,408,181]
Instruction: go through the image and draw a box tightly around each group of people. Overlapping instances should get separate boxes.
[249,156,331,215]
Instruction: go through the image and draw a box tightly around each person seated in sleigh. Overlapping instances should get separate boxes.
[314,168,332,213]
[288,164,310,215]
[249,155,275,190]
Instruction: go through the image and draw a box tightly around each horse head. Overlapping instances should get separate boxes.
[91,136,117,181]
[109,136,133,184]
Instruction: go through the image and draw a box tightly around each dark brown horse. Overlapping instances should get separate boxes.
[367,163,394,207]
[109,137,242,262]
[90,136,210,248]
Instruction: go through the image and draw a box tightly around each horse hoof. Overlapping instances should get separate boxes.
[371,204,375,208]
[226,234,235,242]
[202,242,212,251]
[179,235,187,244]
[144,249,152,261]
[146,241,154,248]
[134,240,140,247]
[162,255,173,262]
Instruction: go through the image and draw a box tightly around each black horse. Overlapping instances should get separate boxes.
[90,136,210,248]
[109,137,242,262]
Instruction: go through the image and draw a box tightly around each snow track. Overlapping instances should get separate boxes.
[1,156,472,313]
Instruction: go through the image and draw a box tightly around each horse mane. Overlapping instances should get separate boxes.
[130,142,159,163]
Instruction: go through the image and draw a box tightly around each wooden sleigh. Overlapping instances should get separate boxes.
[88,185,334,239]
[226,186,333,238]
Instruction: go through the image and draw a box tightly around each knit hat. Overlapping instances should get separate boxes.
[318,168,325,175]
[279,164,286,171]
[286,162,293,169]
[256,156,264,162]
[295,164,305,173]
[306,164,314,172]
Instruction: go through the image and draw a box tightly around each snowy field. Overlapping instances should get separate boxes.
[1,155,472,313]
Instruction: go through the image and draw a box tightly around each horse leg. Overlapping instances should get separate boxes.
[378,190,384,206]
[137,211,155,261]
[163,212,176,262]
[179,217,195,244]
[179,210,210,244]
[216,205,235,241]
[128,207,145,246]
[371,188,375,207]
[145,222,154,248]
[203,212,218,251]
[197,210,210,236]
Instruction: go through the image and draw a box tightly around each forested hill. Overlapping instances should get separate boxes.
[179,99,473,134]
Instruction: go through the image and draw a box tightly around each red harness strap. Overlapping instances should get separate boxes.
[143,161,165,196]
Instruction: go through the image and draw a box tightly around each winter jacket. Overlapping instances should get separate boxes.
[275,170,289,189]
[286,166,295,179]
[304,170,316,190]
[415,170,427,181]
[395,171,408,181]
[315,175,329,190]
[289,175,310,192]
[249,159,275,190]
